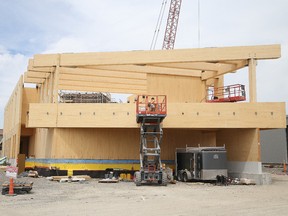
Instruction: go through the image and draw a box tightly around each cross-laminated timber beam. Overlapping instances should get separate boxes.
[24,72,45,84]
[32,45,281,67]
[201,60,248,80]
[59,67,147,80]
[26,102,286,129]
[88,65,202,77]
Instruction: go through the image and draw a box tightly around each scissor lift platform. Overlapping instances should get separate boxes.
[206,84,246,103]
[134,95,167,186]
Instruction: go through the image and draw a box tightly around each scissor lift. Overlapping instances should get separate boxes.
[134,95,167,186]
[206,84,246,103]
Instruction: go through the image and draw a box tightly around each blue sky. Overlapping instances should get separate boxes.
[0,0,288,128]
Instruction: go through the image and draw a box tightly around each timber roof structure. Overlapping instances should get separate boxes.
[24,44,281,95]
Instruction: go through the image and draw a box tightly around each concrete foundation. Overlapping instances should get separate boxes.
[227,161,271,185]
[228,172,272,185]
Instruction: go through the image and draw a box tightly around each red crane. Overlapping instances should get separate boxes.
[162,0,182,50]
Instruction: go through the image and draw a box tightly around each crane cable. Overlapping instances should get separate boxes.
[150,0,168,50]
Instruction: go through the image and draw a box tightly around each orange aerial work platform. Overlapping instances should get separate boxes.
[134,95,168,186]
[136,95,167,123]
[206,84,246,103]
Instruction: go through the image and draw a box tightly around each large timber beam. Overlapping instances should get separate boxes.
[24,72,45,84]
[201,60,248,80]
[84,65,201,77]
[151,62,219,71]
[59,67,147,80]
[32,44,281,67]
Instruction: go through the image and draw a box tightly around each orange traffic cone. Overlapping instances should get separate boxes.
[6,178,16,196]
[283,161,287,173]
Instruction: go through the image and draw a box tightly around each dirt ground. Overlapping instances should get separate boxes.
[0,168,288,216]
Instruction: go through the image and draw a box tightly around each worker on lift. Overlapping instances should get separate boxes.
[148,97,156,112]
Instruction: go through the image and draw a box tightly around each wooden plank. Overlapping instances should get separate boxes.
[59,67,147,80]
[32,45,281,67]
[59,73,147,86]
[50,175,91,181]
[90,65,201,77]
[26,102,286,129]
[17,154,26,174]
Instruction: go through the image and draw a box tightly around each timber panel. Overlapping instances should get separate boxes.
[147,74,205,103]
[43,128,212,160]
[22,88,40,125]
[26,102,286,129]
[3,76,23,158]
[216,129,259,162]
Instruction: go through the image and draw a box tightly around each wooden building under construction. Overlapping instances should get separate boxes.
[2,44,286,183]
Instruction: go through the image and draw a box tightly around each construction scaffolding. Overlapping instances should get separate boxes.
[59,91,112,103]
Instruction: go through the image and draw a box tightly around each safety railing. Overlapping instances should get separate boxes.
[206,84,246,103]
[136,95,167,115]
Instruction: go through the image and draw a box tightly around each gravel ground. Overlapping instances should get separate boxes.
[0,167,288,216]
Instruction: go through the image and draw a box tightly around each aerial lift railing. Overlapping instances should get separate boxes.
[206,84,246,103]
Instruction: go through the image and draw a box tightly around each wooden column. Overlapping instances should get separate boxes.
[249,58,257,102]
[53,55,60,104]
[215,75,224,89]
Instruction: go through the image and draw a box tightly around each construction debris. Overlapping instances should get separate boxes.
[98,178,119,183]
[28,170,39,178]
[239,178,256,185]
[47,175,91,182]
[59,177,86,183]
[0,156,8,166]
[2,181,33,195]
[99,171,119,183]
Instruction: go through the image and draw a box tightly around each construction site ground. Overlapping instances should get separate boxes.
[0,167,288,216]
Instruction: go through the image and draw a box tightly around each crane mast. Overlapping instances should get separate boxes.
[162,0,182,50]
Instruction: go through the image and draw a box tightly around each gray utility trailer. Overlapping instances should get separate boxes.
[176,147,227,182]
